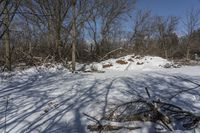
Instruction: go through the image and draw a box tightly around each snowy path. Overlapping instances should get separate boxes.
[0,66,200,133]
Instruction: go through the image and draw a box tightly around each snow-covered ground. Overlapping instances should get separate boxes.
[0,57,200,133]
[85,55,173,72]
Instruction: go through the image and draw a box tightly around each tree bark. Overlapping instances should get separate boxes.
[186,45,190,60]
[55,0,62,60]
[3,6,11,71]
[72,0,76,72]
[164,49,168,59]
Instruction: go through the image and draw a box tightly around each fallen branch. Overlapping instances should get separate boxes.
[87,124,141,131]
[100,47,126,61]
[83,113,142,132]
[84,87,200,132]
[83,113,102,126]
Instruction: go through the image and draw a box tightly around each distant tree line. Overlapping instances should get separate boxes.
[0,0,200,71]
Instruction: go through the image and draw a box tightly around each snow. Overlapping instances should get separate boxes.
[86,54,172,72]
[0,58,200,133]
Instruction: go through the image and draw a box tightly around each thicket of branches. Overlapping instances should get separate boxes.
[0,0,200,71]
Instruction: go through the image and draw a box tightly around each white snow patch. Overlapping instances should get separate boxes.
[85,54,172,72]
[0,63,200,133]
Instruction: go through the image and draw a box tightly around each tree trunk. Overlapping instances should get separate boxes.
[186,45,190,60]
[72,0,76,72]
[55,26,61,60]
[55,0,62,60]
[164,49,168,59]
[47,19,52,53]
[185,37,191,60]
[3,6,11,71]
[162,41,168,59]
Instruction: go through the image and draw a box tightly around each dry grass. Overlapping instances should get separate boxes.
[103,64,113,68]
[116,60,128,65]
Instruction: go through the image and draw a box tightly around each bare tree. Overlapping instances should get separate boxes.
[1,0,21,71]
[85,0,135,58]
[71,0,76,72]
[20,0,71,60]
[3,5,11,71]
[183,9,200,60]
[155,16,179,59]
[130,10,153,55]
[0,0,21,40]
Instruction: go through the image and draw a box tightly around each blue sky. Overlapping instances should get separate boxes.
[124,0,200,35]
[136,0,200,17]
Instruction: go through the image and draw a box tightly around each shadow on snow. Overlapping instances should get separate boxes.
[0,70,199,132]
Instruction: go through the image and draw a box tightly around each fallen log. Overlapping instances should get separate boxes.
[87,124,141,131]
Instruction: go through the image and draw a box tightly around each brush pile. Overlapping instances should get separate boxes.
[84,88,200,132]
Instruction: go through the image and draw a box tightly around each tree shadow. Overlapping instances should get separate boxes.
[0,70,199,132]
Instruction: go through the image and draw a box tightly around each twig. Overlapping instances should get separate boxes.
[43,55,50,64]
[83,113,102,125]
[124,62,132,71]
